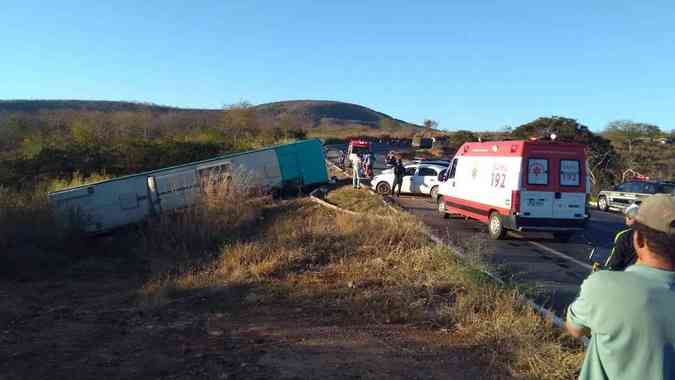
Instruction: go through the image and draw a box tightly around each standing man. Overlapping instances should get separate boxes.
[364,152,374,178]
[391,159,405,197]
[338,150,346,169]
[566,195,675,380]
[351,153,362,189]
[604,203,639,270]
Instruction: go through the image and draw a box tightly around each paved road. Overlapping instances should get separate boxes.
[324,144,626,315]
[394,195,624,313]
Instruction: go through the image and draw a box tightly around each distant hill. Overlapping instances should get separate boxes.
[253,100,419,129]
[0,99,212,113]
[0,99,420,132]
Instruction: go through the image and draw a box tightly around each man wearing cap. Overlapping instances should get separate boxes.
[566,195,675,380]
[604,203,639,270]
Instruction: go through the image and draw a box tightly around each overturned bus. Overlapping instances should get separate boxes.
[48,139,328,233]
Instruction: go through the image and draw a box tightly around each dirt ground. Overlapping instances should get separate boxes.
[1,275,486,380]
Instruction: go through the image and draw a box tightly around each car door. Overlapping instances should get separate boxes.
[630,182,650,205]
[400,166,417,193]
[413,166,439,194]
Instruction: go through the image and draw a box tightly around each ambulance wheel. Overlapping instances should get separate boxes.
[430,186,439,201]
[376,181,391,195]
[488,212,506,240]
[554,232,574,242]
[597,196,609,212]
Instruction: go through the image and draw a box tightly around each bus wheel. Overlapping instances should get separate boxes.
[554,232,574,242]
[376,181,391,194]
[488,212,506,240]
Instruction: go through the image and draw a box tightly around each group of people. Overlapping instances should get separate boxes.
[566,195,675,380]
[348,150,407,197]
[348,152,375,189]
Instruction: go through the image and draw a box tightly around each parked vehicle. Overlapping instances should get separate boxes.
[409,159,450,167]
[371,164,446,197]
[346,139,371,168]
[436,140,590,241]
[48,139,328,233]
[597,180,675,212]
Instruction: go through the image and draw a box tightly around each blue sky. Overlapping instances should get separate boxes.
[1,1,674,131]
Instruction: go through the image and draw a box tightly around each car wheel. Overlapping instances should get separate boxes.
[376,181,391,194]
[488,212,506,240]
[437,197,449,219]
[598,196,609,212]
[429,185,439,201]
[554,232,574,242]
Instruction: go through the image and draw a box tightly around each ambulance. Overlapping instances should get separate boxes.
[345,139,372,168]
[436,139,590,241]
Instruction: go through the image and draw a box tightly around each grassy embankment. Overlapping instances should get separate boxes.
[1,177,583,378]
[139,186,583,379]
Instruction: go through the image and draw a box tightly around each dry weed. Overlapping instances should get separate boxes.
[139,189,583,379]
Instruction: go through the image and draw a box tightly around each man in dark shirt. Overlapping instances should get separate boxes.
[604,204,639,270]
[391,159,405,197]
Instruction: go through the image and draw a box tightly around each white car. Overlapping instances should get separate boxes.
[409,159,451,167]
[371,164,446,197]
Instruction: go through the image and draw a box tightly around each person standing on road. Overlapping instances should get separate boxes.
[604,204,639,270]
[391,159,405,197]
[364,152,374,178]
[566,195,675,380]
[338,150,346,169]
[386,152,396,168]
[351,153,362,189]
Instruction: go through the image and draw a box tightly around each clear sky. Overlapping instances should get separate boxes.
[2,1,674,131]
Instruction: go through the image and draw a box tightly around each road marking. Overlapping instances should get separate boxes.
[510,233,593,271]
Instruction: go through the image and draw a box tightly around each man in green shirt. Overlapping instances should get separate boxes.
[566,195,675,380]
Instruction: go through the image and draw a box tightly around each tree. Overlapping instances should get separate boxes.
[603,120,662,153]
[513,116,620,192]
[221,101,259,149]
[423,119,438,130]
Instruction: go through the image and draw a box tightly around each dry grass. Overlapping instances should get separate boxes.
[0,172,112,275]
[4,172,583,378]
[139,190,583,379]
[326,185,395,215]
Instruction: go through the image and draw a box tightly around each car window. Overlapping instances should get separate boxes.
[404,167,416,176]
[448,159,458,179]
[438,169,447,181]
[418,167,437,177]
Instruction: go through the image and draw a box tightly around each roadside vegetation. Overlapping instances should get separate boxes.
[138,188,584,379]
[325,185,397,215]
[1,176,583,378]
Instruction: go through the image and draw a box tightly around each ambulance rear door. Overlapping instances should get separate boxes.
[519,157,554,218]
[553,159,586,219]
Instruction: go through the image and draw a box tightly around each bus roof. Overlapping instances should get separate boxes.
[48,138,321,195]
